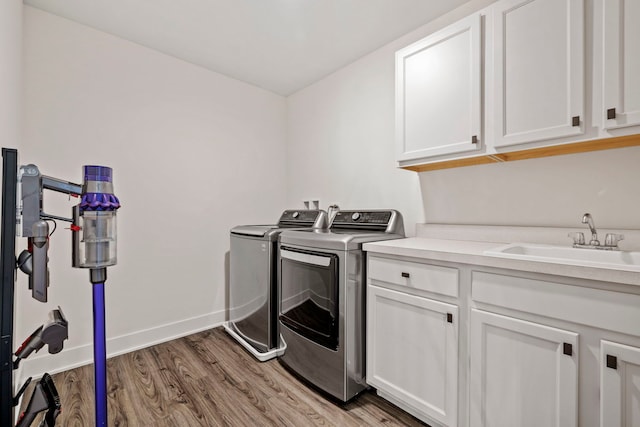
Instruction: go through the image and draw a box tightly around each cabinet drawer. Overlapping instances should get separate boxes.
[472,271,640,337]
[368,256,458,298]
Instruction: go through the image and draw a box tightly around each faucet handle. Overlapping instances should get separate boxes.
[568,232,585,245]
[604,233,624,248]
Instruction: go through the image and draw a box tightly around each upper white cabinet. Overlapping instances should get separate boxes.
[396,0,640,170]
[602,0,640,130]
[492,0,585,147]
[396,13,482,161]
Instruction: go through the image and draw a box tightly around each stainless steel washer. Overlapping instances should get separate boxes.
[278,210,404,401]
[226,210,327,361]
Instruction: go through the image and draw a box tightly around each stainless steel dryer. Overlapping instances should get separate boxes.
[278,210,404,401]
[226,210,327,361]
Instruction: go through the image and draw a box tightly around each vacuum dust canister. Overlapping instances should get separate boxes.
[72,165,121,268]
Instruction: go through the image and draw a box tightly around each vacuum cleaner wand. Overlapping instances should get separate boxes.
[71,165,120,427]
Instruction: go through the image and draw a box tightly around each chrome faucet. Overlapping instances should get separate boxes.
[568,213,624,250]
[581,213,600,246]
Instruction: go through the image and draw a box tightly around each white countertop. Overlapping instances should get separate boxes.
[363,237,640,287]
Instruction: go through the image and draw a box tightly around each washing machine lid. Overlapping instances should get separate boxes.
[231,225,278,237]
[231,209,329,239]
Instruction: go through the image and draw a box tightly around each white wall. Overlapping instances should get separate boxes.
[19,6,287,377]
[286,50,423,231]
[0,0,22,149]
[286,0,497,234]
[420,146,640,228]
[286,0,640,232]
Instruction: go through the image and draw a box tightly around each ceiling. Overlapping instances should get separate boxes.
[23,0,469,96]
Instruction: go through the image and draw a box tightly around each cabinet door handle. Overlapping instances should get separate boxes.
[401,272,410,278]
[471,135,478,144]
[572,116,580,127]
[563,343,572,356]
[606,354,618,370]
[447,313,453,323]
[607,108,617,120]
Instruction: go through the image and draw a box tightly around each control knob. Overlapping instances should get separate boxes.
[351,212,361,221]
[292,212,299,218]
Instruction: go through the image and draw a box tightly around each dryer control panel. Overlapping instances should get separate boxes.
[332,211,392,225]
[331,210,403,234]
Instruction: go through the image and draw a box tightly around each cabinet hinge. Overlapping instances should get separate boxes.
[471,135,478,144]
[607,108,617,120]
[563,342,572,356]
[606,354,618,370]
[447,313,453,323]
[572,116,580,127]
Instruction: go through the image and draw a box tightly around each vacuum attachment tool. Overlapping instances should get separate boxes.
[17,221,51,302]
[13,308,68,369]
[15,373,61,427]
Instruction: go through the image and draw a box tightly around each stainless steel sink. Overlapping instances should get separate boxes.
[484,243,640,272]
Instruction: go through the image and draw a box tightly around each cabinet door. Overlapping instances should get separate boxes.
[396,13,482,161]
[602,0,640,129]
[492,0,584,147]
[601,340,640,427]
[470,309,578,427]
[367,285,458,427]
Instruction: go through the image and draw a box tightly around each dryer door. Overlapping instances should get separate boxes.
[279,246,339,350]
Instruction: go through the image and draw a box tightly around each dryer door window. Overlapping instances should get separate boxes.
[279,247,339,350]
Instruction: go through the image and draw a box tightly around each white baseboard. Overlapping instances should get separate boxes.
[17,309,226,384]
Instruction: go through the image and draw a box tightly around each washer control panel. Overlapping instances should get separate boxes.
[332,211,392,225]
[278,210,328,228]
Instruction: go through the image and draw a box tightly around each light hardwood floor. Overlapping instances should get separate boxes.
[21,328,427,426]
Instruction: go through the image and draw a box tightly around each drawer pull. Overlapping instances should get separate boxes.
[606,354,617,370]
[572,116,580,127]
[401,272,410,278]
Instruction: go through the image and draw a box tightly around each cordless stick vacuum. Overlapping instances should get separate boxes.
[71,166,120,427]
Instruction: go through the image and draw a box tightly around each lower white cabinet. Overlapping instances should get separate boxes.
[367,284,458,427]
[364,251,640,427]
[601,340,640,427]
[469,309,579,427]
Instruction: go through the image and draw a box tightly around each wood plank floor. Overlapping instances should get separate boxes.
[21,327,428,426]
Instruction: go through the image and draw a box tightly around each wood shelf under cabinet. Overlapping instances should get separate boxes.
[401,133,640,172]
